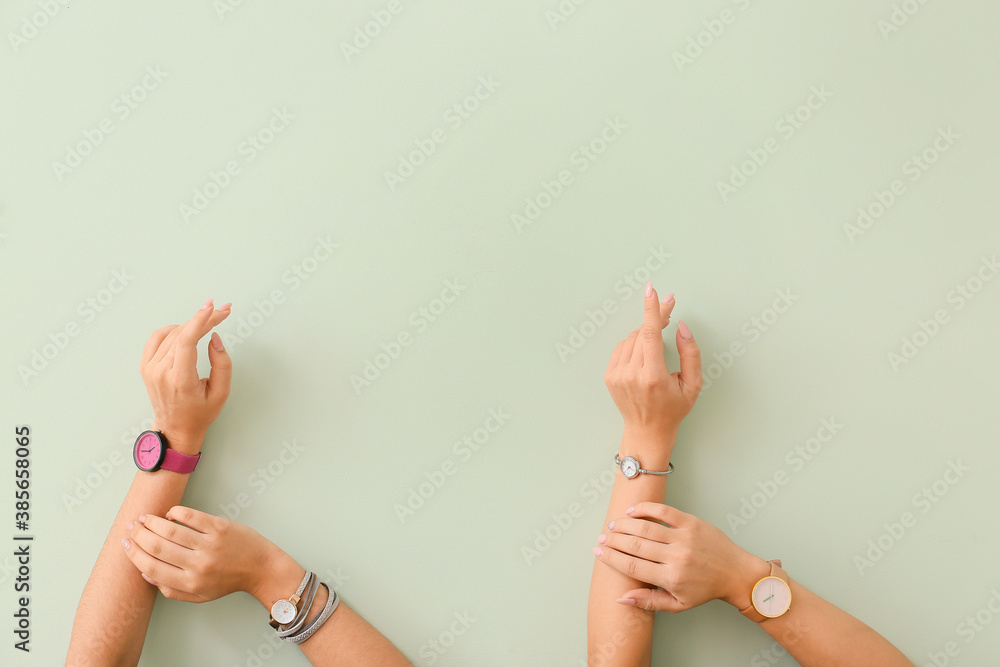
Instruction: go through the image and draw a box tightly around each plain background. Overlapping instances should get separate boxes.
[1,1,999,665]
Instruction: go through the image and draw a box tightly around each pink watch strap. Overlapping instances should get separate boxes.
[161,447,200,474]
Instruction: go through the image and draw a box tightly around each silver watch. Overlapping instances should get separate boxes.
[615,453,674,479]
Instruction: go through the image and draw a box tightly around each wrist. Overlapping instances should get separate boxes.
[250,542,305,609]
[619,428,677,468]
[152,423,205,456]
[722,552,771,610]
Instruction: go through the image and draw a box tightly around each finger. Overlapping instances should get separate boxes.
[607,516,676,545]
[659,294,675,330]
[154,583,204,603]
[136,513,202,550]
[617,328,641,366]
[674,321,703,401]
[206,332,232,406]
[142,325,178,368]
[639,282,665,366]
[601,532,669,564]
[594,544,662,586]
[161,308,231,372]
[173,301,230,378]
[122,535,188,590]
[606,341,624,377]
[626,502,688,528]
[166,505,223,534]
[129,522,194,568]
[617,587,686,613]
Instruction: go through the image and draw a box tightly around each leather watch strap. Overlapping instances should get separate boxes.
[286,584,341,645]
[739,559,788,623]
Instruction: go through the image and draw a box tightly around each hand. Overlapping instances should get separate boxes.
[593,502,770,612]
[140,299,233,454]
[121,506,293,603]
[605,283,702,444]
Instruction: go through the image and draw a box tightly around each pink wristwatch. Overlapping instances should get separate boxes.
[132,430,201,473]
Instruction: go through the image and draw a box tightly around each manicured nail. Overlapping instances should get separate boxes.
[645,281,653,299]
[598,534,607,544]
[625,506,635,515]
[201,299,213,310]
[607,520,615,530]
[139,515,147,524]
[661,293,674,305]
[126,520,134,531]
[218,302,232,311]
[211,332,225,351]
[592,546,603,557]
[122,538,131,551]
[616,598,638,606]
[141,573,158,586]
[678,321,693,340]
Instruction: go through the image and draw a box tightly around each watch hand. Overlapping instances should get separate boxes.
[142,447,154,453]
[762,594,774,603]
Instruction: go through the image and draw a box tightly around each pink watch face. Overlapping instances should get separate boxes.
[133,431,165,471]
[752,576,792,618]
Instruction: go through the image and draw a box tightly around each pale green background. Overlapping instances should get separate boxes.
[1,1,999,665]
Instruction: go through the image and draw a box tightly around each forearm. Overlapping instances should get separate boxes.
[587,430,674,666]
[738,575,912,666]
[67,467,191,666]
[253,547,412,666]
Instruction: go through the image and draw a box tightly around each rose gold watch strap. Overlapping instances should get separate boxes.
[739,559,786,623]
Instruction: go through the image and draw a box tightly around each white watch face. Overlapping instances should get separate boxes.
[751,576,791,618]
[620,456,639,479]
[271,599,296,625]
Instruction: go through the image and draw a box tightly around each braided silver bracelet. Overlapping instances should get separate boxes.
[285,583,340,645]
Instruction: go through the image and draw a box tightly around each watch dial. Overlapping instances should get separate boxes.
[752,576,791,618]
[271,599,296,625]
[134,432,163,471]
[621,457,639,478]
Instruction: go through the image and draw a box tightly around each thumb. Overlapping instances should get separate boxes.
[617,587,686,613]
[675,321,702,399]
[206,332,232,405]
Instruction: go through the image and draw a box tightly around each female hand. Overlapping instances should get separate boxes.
[122,506,287,603]
[605,283,702,443]
[594,502,770,612]
[140,299,233,454]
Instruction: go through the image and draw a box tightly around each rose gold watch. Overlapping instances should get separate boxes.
[739,559,792,622]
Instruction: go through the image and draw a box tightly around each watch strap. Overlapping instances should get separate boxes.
[739,559,788,623]
[277,573,320,637]
[161,447,201,474]
[286,584,341,645]
[269,570,312,628]
[614,453,674,476]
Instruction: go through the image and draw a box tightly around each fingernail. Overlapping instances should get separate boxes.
[211,332,225,351]
[122,538,131,550]
[645,281,653,299]
[661,293,674,305]
[218,302,232,311]
[625,506,635,515]
[592,546,603,557]
[597,534,606,544]
[678,321,693,340]
[139,515,147,524]
[607,520,615,530]
[616,598,638,606]
[201,299,213,310]
[126,520,134,531]
[141,573,158,586]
